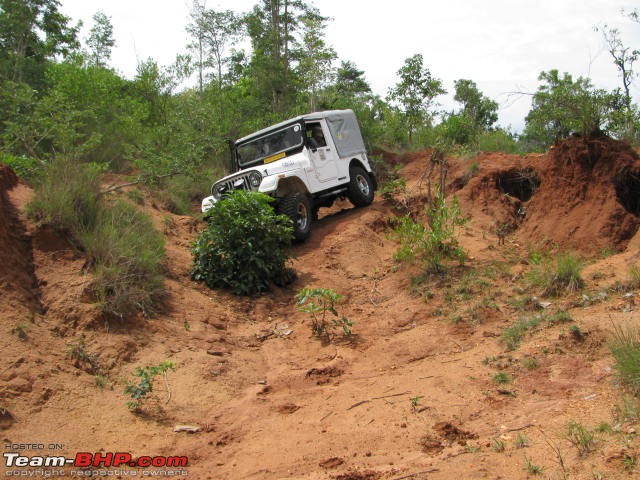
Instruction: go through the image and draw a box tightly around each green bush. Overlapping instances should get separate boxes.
[27,157,101,234]
[81,201,165,318]
[191,190,294,295]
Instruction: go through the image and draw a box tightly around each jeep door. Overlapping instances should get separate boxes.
[305,122,338,184]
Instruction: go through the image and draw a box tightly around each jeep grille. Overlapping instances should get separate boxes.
[212,171,262,200]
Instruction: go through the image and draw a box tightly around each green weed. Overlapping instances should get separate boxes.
[566,421,596,456]
[296,288,354,338]
[125,361,175,412]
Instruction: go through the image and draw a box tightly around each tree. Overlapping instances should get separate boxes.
[439,79,498,146]
[596,13,639,140]
[523,69,619,148]
[0,0,79,87]
[86,11,115,68]
[296,9,336,111]
[334,60,371,99]
[453,79,498,130]
[244,0,312,116]
[388,54,446,142]
[186,1,242,92]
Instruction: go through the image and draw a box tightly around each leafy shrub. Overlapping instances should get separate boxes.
[191,191,294,295]
[81,201,165,318]
[27,157,101,234]
[0,153,42,181]
[610,323,640,396]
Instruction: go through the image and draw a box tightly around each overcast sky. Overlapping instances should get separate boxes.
[59,0,640,131]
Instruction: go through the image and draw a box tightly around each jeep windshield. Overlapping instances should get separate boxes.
[235,123,304,168]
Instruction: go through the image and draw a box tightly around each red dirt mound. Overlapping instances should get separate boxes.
[0,164,40,316]
[459,136,640,254]
[521,135,640,253]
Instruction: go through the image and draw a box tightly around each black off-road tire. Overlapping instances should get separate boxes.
[277,193,312,242]
[347,165,375,207]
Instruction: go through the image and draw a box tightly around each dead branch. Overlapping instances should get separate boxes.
[100,171,184,195]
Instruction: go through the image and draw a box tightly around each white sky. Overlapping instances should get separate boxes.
[59,0,640,131]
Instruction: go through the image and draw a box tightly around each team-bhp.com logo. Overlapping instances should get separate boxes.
[4,451,188,468]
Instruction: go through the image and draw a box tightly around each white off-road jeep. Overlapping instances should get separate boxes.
[201,109,377,241]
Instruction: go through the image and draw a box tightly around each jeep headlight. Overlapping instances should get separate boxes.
[248,171,262,188]
[212,183,225,200]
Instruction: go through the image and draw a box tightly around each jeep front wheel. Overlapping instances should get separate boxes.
[347,166,374,207]
[277,193,312,242]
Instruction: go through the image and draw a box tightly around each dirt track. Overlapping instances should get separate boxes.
[2,137,640,479]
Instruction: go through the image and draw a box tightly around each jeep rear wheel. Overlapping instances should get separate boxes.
[347,166,374,207]
[277,193,312,242]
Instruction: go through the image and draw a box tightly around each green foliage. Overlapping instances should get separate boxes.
[523,70,621,148]
[81,201,165,318]
[388,54,446,142]
[477,128,520,153]
[610,323,640,396]
[0,152,42,181]
[392,191,467,273]
[191,190,294,295]
[0,0,80,88]
[86,12,115,68]
[125,361,175,412]
[296,287,354,338]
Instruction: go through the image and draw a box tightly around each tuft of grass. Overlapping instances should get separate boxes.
[569,324,584,341]
[491,438,506,452]
[501,316,541,351]
[629,264,640,290]
[515,433,529,448]
[493,372,512,384]
[522,357,539,370]
[523,456,544,475]
[529,252,584,297]
[566,421,596,456]
[610,323,640,396]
